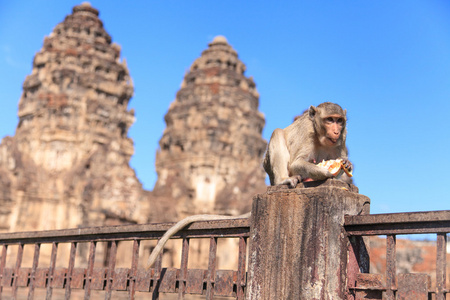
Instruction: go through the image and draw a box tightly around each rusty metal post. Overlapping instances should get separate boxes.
[178,238,189,299]
[28,243,40,300]
[129,239,140,300]
[247,179,370,300]
[105,240,117,300]
[46,242,58,300]
[151,239,162,300]
[65,242,77,300]
[12,243,24,299]
[236,237,247,300]
[205,237,217,300]
[0,245,8,299]
[84,241,96,300]
[436,233,447,300]
[385,235,396,300]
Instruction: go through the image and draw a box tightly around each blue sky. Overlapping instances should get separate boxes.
[1,1,450,215]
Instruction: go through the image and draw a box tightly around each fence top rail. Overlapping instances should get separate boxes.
[345,210,450,225]
[0,217,250,245]
[345,210,450,236]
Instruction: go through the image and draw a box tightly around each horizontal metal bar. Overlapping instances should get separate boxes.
[349,287,388,291]
[345,210,450,225]
[345,210,450,236]
[0,218,250,245]
[349,287,446,295]
[345,224,450,236]
[0,267,243,297]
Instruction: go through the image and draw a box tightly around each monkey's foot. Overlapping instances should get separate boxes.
[279,175,302,188]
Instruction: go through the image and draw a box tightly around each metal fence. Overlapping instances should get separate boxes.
[0,218,250,300]
[1,209,450,299]
[345,210,450,300]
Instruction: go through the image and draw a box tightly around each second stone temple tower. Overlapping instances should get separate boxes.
[153,36,267,218]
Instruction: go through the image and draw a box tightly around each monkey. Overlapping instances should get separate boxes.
[146,102,352,268]
[263,102,352,188]
[146,212,251,269]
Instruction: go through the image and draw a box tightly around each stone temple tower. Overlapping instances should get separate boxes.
[153,36,267,219]
[0,2,146,232]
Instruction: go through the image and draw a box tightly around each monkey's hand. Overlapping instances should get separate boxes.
[341,159,353,173]
[279,175,302,188]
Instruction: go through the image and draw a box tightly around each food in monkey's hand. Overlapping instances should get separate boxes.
[317,159,353,179]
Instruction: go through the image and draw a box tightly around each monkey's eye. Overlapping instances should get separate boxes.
[325,117,334,123]
[337,118,344,124]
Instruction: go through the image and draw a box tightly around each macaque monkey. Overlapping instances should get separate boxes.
[264,102,352,188]
[147,102,351,268]
[146,212,251,269]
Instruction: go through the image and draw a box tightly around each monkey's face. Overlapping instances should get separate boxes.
[319,114,345,147]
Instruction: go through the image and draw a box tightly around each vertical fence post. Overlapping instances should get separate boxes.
[129,239,140,300]
[152,239,163,300]
[236,237,247,300]
[12,243,24,299]
[84,241,96,300]
[28,243,40,300]
[178,238,189,299]
[385,235,396,300]
[247,180,370,300]
[65,242,77,300]
[46,242,58,300]
[205,237,217,300]
[105,240,117,300]
[0,245,8,299]
[436,233,447,300]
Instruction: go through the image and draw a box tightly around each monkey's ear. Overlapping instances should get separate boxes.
[308,106,317,118]
[344,109,347,116]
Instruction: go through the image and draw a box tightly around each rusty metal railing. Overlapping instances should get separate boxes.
[0,218,250,299]
[345,210,450,300]
[4,207,449,299]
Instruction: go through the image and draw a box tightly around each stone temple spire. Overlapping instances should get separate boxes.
[0,3,145,232]
[17,1,135,170]
[153,36,267,217]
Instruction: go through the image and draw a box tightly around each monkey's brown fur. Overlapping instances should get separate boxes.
[264,102,352,188]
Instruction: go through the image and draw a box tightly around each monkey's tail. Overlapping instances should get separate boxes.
[146,212,251,269]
